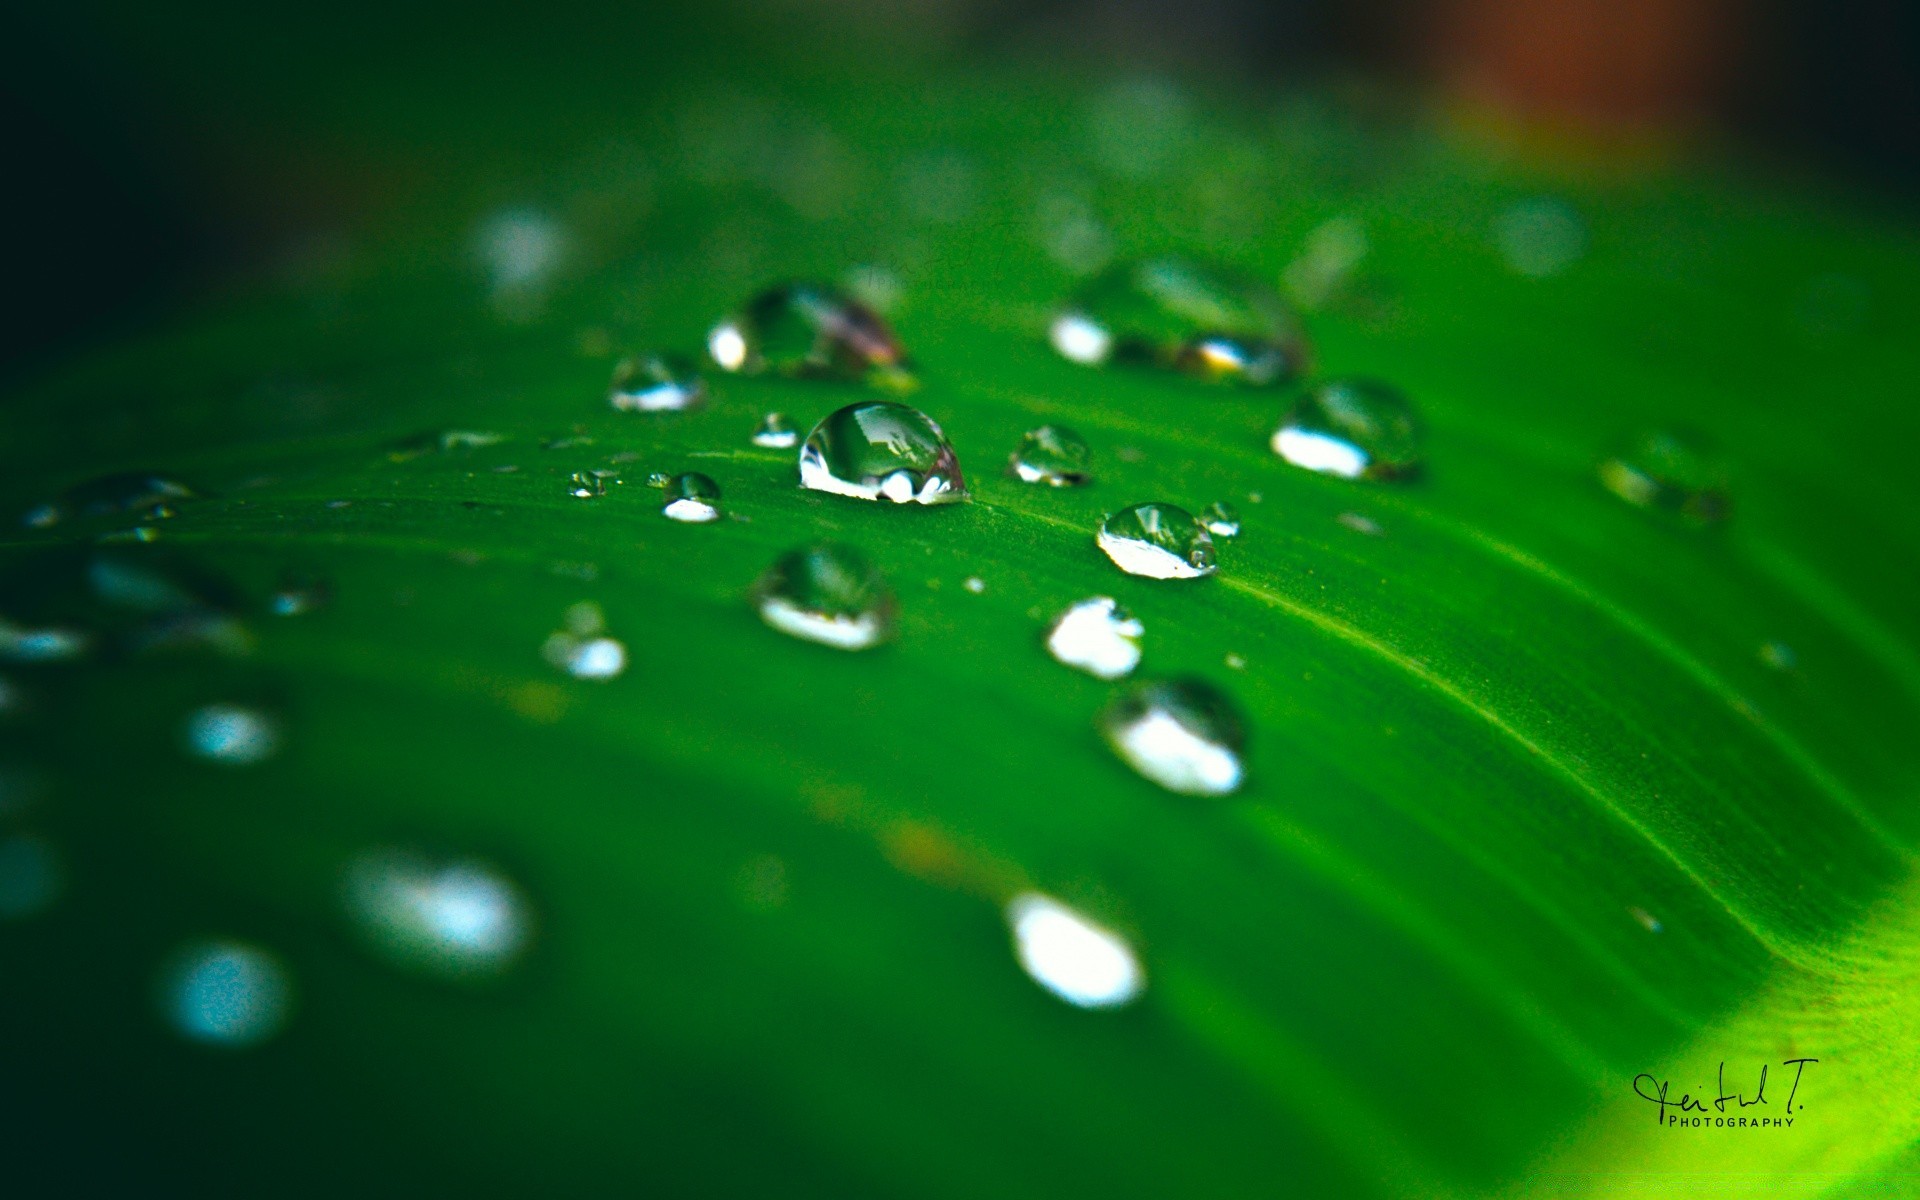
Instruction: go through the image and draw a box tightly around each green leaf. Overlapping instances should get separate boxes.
[5,72,1919,1199]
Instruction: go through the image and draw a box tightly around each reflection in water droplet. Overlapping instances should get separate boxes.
[160,940,292,1047]
[1050,257,1311,385]
[1099,677,1246,795]
[662,472,722,523]
[183,705,280,765]
[610,354,706,413]
[1009,425,1093,486]
[799,402,967,505]
[1273,378,1422,480]
[1597,429,1729,525]
[1760,641,1797,672]
[708,283,911,386]
[753,544,896,651]
[1200,501,1241,538]
[0,618,91,663]
[1493,198,1586,278]
[568,472,606,500]
[343,848,532,977]
[1097,504,1216,579]
[0,833,62,919]
[752,413,800,449]
[1046,597,1144,680]
[1006,892,1144,1009]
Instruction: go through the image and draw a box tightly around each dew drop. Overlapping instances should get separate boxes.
[962,575,986,594]
[1099,677,1246,795]
[342,847,532,977]
[1009,425,1093,486]
[752,544,896,651]
[0,833,62,919]
[1006,892,1144,1009]
[1046,597,1144,680]
[568,471,607,499]
[160,940,292,1047]
[752,412,800,449]
[1096,504,1216,579]
[183,704,281,765]
[1597,428,1729,525]
[542,605,626,680]
[662,472,722,523]
[708,282,911,386]
[610,354,706,413]
[1049,257,1311,386]
[1273,378,1422,480]
[798,402,967,505]
[1200,501,1241,538]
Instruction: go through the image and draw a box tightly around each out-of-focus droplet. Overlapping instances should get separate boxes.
[1493,197,1586,278]
[1336,512,1384,536]
[752,544,896,651]
[1760,641,1797,672]
[342,847,533,978]
[1099,677,1246,795]
[1096,504,1216,579]
[1272,378,1422,480]
[182,704,280,765]
[1046,597,1144,680]
[542,603,626,680]
[1628,906,1664,934]
[1284,216,1368,309]
[1050,257,1311,386]
[610,354,706,413]
[27,472,200,528]
[798,402,967,505]
[0,833,62,919]
[1200,501,1241,538]
[0,618,91,663]
[1009,425,1093,487]
[752,413,799,449]
[269,575,330,616]
[160,940,293,1047]
[708,283,911,386]
[962,576,985,594]
[568,471,607,499]
[1597,428,1730,526]
[662,472,722,523]
[1006,892,1144,1009]
[475,207,568,309]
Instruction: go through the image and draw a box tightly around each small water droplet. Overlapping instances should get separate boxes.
[1096,504,1216,579]
[752,412,800,449]
[708,283,911,386]
[1046,597,1144,680]
[1336,511,1384,536]
[183,704,281,765]
[1009,425,1093,486]
[1597,428,1729,525]
[1099,677,1246,795]
[1224,653,1246,670]
[610,354,706,413]
[160,940,292,1047]
[1050,257,1311,385]
[962,576,986,594]
[1200,501,1241,538]
[568,471,608,500]
[1493,197,1586,278]
[1273,378,1422,480]
[0,833,62,919]
[1006,892,1144,1009]
[542,606,625,680]
[662,472,722,523]
[752,544,896,651]
[1760,641,1797,672]
[342,847,532,977]
[798,402,967,505]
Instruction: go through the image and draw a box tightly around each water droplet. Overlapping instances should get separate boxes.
[962,575,986,594]
[542,606,626,680]
[1224,653,1246,670]
[1760,641,1797,672]
[752,412,800,449]
[610,354,706,413]
[708,283,911,386]
[568,471,607,500]
[1200,501,1241,538]
[1050,257,1311,386]
[0,618,91,663]
[342,847,532,977]
[1006,892,1144,1009]
[160,940,292,1047]
[0,833,62,919]
[798,402,967,505]
[1493,197,1586,278]
[1272,378,1422,480]
[1008,425,1093,487]
[643,471,671,489]
[662,472,722,523]
[269,575,330,616]
[752,544,896,651]
[1099,677,1246,795]
[182,704,281,765]
[1597,429,1729,525]
[1096,504,1216,580]
[1336,511,1385,536]
[1046,597,1144,680]
[475,207,568,297]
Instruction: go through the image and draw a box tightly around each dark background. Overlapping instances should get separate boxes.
[2,0,1915,384]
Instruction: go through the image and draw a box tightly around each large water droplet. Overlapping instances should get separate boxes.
[1046,597,1144,679]
[183,704,281,765]
[1096,504,1216,579]
[1006,892,1144,1009]
[610,354,706,413]
[798,402,967,505]
[662,472,722,523]
[751,412,800,449]
[1200,501,1241,538]
[160,940,293,1047]
[708,283,911,386]
[1050,257,1311,385]
[1597,428,1729,525]
[342,847,532,978]
[1272,378,1422,480]
[1009,425,1093,486]
[1099,677,1246,795]
[753,544,896,650]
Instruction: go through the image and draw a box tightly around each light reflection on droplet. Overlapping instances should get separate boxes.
[1046,597,1144,680]
[160,940,293,1047]
[183,705,281,765]
[1099,678,1246,796]
[1006,892,1144,1009]
[342,848,532,977]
